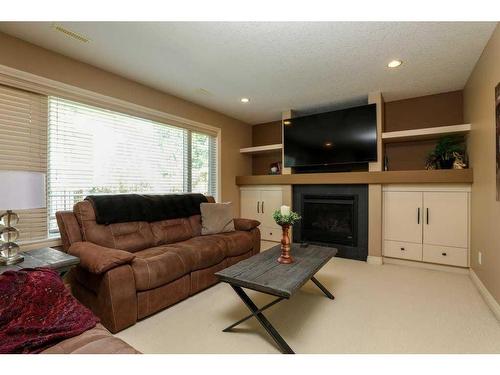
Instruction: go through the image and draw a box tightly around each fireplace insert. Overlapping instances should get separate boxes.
[293,185,368,261]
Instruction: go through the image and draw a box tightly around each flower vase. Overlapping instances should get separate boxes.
[277,224,294,264]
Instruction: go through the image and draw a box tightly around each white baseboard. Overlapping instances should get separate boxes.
[470,269,500,322]
[383,257,469,274]
[367,256,383,265]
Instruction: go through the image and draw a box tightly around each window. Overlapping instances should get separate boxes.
[48,97,217,234]
[0,85,48,241]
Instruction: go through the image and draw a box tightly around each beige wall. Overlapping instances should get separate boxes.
[464,24,500,304]
[0,32,252,214]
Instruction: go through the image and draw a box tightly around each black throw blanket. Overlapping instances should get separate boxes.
[85,193,208,225]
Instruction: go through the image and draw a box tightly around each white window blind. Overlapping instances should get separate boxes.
[48,97,217,234]
[0,84,48,241]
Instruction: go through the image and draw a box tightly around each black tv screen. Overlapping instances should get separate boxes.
[284,104,377,168]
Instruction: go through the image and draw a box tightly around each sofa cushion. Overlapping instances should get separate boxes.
[41,324,140,354]
[200,202,235,235]
[233,218,261,231]
[168,236,227,271]
[132,246,190,291]
[150,218,193,246]
[211,231,254,257]
[188,214,202,237]
[74,201,155,252]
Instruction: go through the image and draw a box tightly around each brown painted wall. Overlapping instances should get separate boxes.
[384,90,464,170]
[252,120,282,175]
[464,24,500,305]
[384,90,463,132]
[252,121,282,146]
[0,32,252,214]
[384,140,438,170]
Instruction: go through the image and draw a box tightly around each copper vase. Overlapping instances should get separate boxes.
[277,224,294,264]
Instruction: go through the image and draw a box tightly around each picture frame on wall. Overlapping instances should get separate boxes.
[496,83,500,200]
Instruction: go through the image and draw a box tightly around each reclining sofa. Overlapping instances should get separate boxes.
[56,194,261,333]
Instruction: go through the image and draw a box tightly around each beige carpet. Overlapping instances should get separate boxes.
[116,243,500,354]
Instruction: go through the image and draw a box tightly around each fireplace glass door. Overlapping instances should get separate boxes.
[301,195,358,247]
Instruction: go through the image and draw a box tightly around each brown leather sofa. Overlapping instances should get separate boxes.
[56,196,261,333]
[42,324,140,354]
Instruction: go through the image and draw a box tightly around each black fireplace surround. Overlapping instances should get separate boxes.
[293,185,368,261]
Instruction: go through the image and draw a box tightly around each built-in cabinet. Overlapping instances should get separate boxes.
[382,185,470,267]
[240,185,286,242]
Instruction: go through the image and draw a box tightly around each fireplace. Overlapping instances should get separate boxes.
[293,185,368,261]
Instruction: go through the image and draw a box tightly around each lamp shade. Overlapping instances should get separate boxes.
[0,171,46,210]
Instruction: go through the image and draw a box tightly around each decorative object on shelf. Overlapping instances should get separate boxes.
[452,152,467,169]
[273,205,301,264]
[425,154,438,170]
[0,171,46,266]
[269,161,282,175]
[425,136,466,170]
[496,83,500,200]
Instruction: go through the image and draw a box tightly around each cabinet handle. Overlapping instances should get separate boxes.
[257,201,260,214]
[400,247,405,251]
[442,252,447,256]
[262,201,264,213]
[426,208,429,225]
[417,207,420,224]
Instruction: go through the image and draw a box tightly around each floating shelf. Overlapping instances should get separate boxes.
[382,124,471,143]
[240,143,283,154]
[236,169,473,186]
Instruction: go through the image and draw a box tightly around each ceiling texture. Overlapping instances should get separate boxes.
[0,22,496,124]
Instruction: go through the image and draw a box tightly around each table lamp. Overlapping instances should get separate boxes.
[0,171,46,265]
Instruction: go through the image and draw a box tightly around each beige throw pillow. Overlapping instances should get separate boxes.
[200,202,235,235]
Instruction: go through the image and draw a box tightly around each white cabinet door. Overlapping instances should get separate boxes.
[240,189,261,221]
[260,189,283,228]
[423,192,468,248]
[383,191,422,244]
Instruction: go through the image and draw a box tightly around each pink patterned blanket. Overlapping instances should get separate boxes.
[0,268,98,354]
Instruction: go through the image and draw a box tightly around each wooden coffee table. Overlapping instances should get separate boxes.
[215,243,337,354]
[0,247,79,276]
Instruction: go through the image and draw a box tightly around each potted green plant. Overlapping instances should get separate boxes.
[425,136,466,170]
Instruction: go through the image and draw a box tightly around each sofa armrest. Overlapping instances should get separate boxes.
[68,242,135,274]
[233,218,261,231]
[56,211,83,251]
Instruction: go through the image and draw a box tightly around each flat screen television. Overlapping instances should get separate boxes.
[283,103,377,168]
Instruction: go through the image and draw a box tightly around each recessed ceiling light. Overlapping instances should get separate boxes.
[324,142,333,147]
[387,60,403,68]
[240,98,250,103]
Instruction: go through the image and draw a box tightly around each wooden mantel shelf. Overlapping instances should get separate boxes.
[236,169,473,185]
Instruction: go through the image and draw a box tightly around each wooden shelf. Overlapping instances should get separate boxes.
[236,169,473,186]
[240,144,283,154]
[382,124,471,143]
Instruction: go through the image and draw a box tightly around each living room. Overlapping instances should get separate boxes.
[1,1,500,372]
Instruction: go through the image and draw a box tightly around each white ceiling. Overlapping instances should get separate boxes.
[0,22,496,124]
